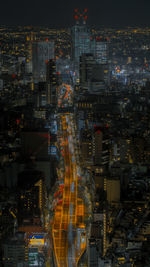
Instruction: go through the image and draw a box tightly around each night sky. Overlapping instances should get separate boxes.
[0,0,150,28]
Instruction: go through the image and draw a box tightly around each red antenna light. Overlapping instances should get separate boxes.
[74,15,78,20]
[16,119,20,125]
[74,8,88,24]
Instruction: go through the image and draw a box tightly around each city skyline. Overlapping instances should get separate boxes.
[0,0,150,28]
[1,3,150,266]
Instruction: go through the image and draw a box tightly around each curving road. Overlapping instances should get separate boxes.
[52,84,86,267]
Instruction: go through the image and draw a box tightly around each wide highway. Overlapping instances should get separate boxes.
[52,84,86,267]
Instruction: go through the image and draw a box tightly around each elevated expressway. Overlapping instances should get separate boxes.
[52,84,87,267]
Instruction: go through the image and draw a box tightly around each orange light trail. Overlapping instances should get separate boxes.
[52,113,86,267]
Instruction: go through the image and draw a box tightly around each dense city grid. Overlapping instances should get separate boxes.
[1,8,150,267]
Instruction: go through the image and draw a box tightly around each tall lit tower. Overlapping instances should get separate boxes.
[72,9,91,75]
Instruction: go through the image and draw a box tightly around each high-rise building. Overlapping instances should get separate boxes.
[106,177,120,203]
[95,38,108,65]
[80,53,105,91]
[89,37,110,85]
[0,48,3,90]
[2,232,28,267]
[80,128,93,165]
[88,239,99,267]
[95,38,110,85]
[32,41,54,82]
[0,48,1,74]
[72,25,91,63]
[80,53,110,92]
[35,82,47,107]
[46,59,57,105]
[72,9,91,75]
[93,126,110,167]
[80,53,96,85]
[17,170,47,227]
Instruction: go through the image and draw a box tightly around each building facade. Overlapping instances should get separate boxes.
[32,41,54,82]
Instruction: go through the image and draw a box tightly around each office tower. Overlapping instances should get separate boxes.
[92,166,106,189]
[32,40,54,82]
[0,48,1,74]
[37,82,47,107]
[93,126,110,167]
[72,9,91,75]
[0,48,3,90]
[80,128,93,165]
[106,177,120,203]
[46,59,57,105]
[90,37,110,86]
[96,38,110,85]
[131,137,148,164]
[17,170,46,227]
[80,53,109,92]
[25,32,36,74]
[88,239,99,267]
[80,53,96,86]
[88,219,103,267]
[72,25,91,62]
[95,38,108,64]
[2,232,28,267]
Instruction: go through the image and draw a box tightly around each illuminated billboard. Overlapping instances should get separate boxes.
[51,120,57,134]
[29,234,45,247]
[29,251,38,266]
[48,145,57,155]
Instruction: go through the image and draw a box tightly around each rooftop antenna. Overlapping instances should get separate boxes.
[74,8,88,25]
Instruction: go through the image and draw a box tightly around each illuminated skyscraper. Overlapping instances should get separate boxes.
[72,25,91,62]
[32,40,54,82]
[72,9,91,75]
